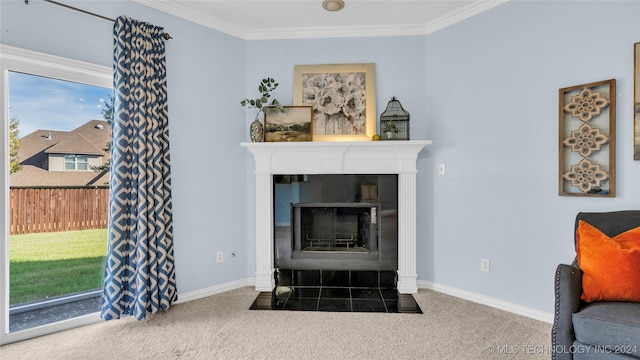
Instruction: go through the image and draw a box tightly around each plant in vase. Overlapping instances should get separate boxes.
[381,122,398,140]
[241,77,284,142]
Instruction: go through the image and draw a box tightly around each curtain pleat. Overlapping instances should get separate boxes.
[101,16,176,321]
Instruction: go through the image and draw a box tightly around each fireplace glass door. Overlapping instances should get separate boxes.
[293,203,379,252]
[273,174,397,271]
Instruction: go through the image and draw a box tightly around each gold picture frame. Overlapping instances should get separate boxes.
[634,42,640,160]
[264,106,313,142]
[293,63,376,142]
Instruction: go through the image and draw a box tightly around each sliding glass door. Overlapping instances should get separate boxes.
[1,45,111,344]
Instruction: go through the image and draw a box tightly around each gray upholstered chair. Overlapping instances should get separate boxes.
[552,211,640,360]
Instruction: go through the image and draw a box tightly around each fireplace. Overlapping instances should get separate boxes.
[242,141,431,294]
[274,173,398,272]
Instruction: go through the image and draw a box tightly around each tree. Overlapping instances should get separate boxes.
[9,116,22,174]
[101,94,113,127]
[91,94,113,173]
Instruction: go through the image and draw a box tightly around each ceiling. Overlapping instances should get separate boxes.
[133,0,508,40]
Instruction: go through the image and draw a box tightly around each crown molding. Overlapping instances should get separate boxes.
[423,0,509,35]
[132,0,248,39]
[245,23,430,41]
[133,0,508,40]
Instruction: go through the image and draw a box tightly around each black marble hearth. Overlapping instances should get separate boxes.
[250,270,422,313]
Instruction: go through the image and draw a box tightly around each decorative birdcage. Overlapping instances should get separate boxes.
[379,96,410,140]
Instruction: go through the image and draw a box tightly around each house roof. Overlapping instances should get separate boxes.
[10,120,111,187]
[9,165,110,187]
[45,133,104,155]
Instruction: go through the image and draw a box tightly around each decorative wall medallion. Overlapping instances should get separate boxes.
[563,87,610,122]
[559,79,615,197]
[562,123,609,158]
[562,158,609,193]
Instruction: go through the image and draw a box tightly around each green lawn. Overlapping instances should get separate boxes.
[9,229,108,305]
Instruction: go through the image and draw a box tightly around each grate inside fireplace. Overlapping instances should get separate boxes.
[293,203,379,253]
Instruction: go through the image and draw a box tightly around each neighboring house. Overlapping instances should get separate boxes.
[10,120,111,187]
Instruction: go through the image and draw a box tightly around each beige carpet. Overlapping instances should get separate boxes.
[0,287,552,360]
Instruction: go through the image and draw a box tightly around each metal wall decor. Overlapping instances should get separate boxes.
[559,79,615,197]
[380,96,410,140]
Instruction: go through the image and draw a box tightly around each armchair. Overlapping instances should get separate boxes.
[552,211,640,360]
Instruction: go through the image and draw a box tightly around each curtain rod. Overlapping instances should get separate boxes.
[25,0,173,40]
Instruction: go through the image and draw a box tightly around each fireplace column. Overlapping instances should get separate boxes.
[253,148,276,292]
[397,170,418,293]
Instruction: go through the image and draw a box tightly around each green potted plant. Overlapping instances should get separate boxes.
[381,122,398,140]
[241,77,283,142]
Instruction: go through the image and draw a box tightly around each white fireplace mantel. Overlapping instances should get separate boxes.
[241,140,432,294]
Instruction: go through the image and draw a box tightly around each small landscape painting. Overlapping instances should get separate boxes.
[264,106,313,142]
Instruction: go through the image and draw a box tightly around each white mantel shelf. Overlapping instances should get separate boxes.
[242,140,432,294]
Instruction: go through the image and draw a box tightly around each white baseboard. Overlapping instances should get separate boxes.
[417,280,553,324]
[175,278,256,304]
[174,277,553,324]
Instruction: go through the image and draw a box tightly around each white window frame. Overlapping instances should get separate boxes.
[0,44,111,345]
[65,154,90,171]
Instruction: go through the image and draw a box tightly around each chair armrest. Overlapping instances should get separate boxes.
[552,263,583,360]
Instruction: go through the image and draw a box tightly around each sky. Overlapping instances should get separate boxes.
[8,71,111,138]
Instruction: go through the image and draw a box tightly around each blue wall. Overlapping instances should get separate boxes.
[0,0,250,295]
[243,0,640,314]
[2,0,639,315]
[423,0,640,312]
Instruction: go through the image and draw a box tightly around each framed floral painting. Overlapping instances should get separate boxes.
[559,79,615,197]
[635,42,640,160]
[293,63,376,141]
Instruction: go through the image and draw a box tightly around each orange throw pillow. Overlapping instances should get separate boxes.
[576,220,640,303]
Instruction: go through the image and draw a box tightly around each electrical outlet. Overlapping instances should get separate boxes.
[481,258,490,272]
[216,251,224,263]
[438,163,446,175]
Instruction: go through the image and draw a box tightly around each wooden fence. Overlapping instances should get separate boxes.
[10,187,109,235]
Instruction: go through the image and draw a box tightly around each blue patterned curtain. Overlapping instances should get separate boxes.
[101,16,177,321]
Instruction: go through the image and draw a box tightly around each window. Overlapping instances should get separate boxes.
[65,155,89,170]
[0,44,111,345]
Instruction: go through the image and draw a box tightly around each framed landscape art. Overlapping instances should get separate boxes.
[293,63,376,142]
[264,106,312,142]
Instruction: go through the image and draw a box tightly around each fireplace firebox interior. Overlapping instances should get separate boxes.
[274,174,398,272]
[293,203,378,252]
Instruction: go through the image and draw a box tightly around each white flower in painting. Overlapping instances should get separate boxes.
[344,73,365,91]
[304,74,327,90]
[303,86,320,105]
[333,83,351,99]
[302,74,327,107]
[317,87,345,115]
[342,90,366,118]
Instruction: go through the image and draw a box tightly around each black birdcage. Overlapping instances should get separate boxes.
[379,96,410,140]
